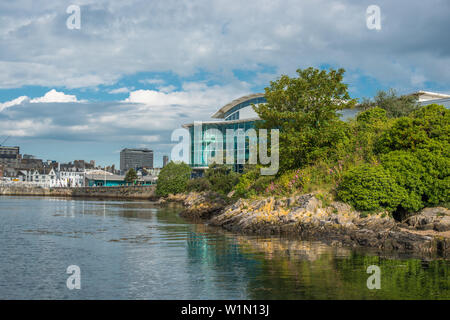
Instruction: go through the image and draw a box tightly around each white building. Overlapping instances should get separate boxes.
[411,91,450,107]
[58,171,85,187]
[28,168,58,187]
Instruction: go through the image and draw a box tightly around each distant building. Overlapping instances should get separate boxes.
[120,148,154,173]
[27,168,58,187]
[163,155,169,167]
[0,146,20,167]
[59,171,85,187]
[411,91,450,108]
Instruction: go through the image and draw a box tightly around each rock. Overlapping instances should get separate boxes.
[404,207,450,231]
[227,190,235,198]
[180,191,228,220]
[434,216,450,232]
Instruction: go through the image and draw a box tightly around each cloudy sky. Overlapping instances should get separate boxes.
[0,0,449,167]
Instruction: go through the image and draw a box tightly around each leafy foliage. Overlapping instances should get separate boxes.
[337,164,406,212]
[155,161,192,197]
[380,151,427,212]
[359,88,419,118]
[186,177,211,192]
[380,150,450,214]
[254,67,356,172]
[203,163,240,195]
[414,150,450,206]
[234,166,273,198]
[375,104,449,155]
[125,168,138,183]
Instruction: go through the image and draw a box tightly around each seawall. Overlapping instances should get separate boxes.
[0,185,157,200]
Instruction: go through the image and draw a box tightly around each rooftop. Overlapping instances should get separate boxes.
[211,93,265,119]
[408,91,450,102]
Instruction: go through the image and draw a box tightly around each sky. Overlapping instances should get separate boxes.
[0,0,449,167]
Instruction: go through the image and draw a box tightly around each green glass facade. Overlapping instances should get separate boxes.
[188,120,259,171]
[184,95,267,172]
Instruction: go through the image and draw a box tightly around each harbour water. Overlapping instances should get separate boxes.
[0,196,448,299]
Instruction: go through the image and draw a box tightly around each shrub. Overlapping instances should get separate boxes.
[375,104,449,155]
[155,161,192,197]
[275,169,304,194]
[337,164,406,212]
[234,166,263,198]
[380,151,426,212]
[204,163,240,195]
[186,177,211,192]
[414,150,450,206]
[356,107,388,126]
[233,165,277,198]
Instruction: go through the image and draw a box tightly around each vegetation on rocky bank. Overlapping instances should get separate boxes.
[160,191,450,256]
[156,67,449,255]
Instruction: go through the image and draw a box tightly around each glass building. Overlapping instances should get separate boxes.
[182,93,266,174]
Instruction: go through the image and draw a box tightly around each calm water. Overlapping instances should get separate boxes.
[0,196,449,300]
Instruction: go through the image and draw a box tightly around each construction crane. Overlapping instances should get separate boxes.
[0,135,10,146]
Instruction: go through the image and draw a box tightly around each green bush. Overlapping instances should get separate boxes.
[186,177,211,192]
[356,107,388,126]
[337,164,406,212]
[155,161,192,197]
[375,104,449,155]
[380,151,426,212]
[414,150,450,206]
[234,166,262,198]
[204,163,240,195]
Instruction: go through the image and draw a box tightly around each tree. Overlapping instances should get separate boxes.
[125,168,138,183]
[155,161,192,197]
[359,88,419,118]
[254,67,356,172]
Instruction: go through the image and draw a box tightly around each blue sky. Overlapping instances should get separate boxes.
[1,0,449,167]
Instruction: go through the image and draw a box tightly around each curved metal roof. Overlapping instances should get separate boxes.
[211,93,265,119]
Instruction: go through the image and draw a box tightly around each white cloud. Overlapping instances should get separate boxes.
[0,89,80,112]
[139,79,165,85]
[0,0,448,92]
[0,82,249,147]
[30,89,78,103]
[0,96,29,112]
[108,87,131,94]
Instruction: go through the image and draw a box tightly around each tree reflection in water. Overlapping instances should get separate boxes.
[186,224,450,299]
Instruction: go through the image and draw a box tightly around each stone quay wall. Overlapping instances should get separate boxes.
[0,185,157,200]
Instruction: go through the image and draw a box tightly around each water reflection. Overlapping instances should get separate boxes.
[0,196,448,300]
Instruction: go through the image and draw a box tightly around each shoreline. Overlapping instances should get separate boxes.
[3,186,449,257]
[163,192,450,258]
[0,185,158,200]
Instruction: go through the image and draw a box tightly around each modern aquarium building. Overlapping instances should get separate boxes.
[182,93,266,174]
[181,90,450,175]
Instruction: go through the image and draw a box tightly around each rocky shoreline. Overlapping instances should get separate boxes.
[161,192,450,257]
